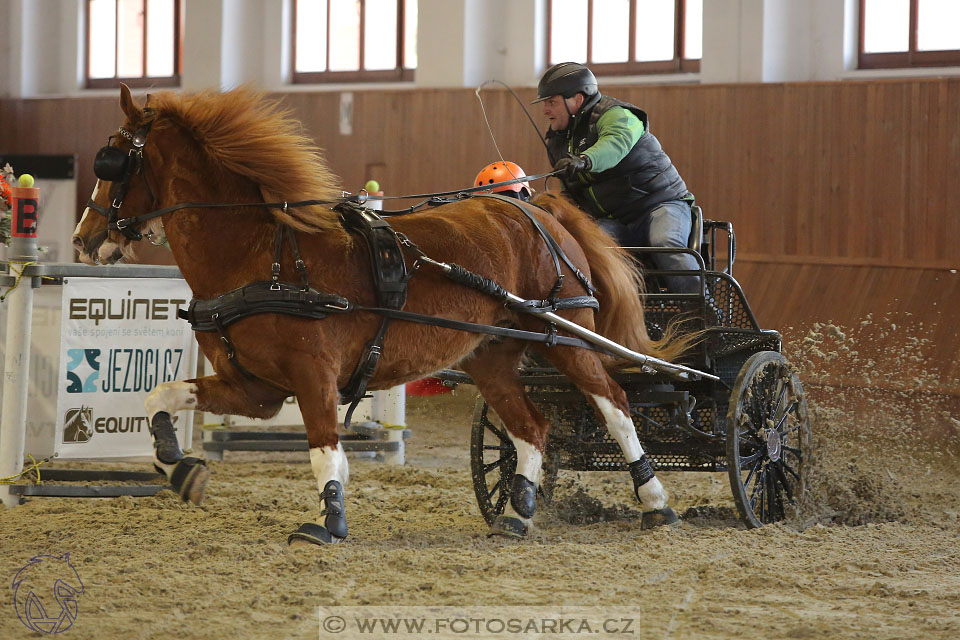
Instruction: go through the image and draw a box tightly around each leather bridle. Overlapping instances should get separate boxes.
[86,110,157,242]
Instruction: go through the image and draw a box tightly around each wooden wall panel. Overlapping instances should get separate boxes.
[4,79,958,269]
[1,79,958,386]
[734,259,960,393]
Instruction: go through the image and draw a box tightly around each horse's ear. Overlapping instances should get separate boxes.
[119,83,141,121]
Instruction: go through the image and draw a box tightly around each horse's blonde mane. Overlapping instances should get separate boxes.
[146,87,342,232]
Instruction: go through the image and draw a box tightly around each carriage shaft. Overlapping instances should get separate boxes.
[502,291,718,381]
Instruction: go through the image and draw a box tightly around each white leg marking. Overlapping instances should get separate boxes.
[309,443,349,491]
[502,433,542,526]
[591,394,667,510]
[636,476,668,511]
[507,435,543,486]
[145,381,199,420]
[591,394,644,462]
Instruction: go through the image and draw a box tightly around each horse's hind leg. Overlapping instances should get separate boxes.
[536,345,680,529]
[144,375,287,504]
[462,345,551,538]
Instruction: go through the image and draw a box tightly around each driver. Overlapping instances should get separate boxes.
[534,62,699,293]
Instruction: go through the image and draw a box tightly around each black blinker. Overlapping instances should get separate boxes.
[94,146,129,182]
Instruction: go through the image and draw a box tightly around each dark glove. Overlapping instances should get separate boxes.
[554,154,591,180]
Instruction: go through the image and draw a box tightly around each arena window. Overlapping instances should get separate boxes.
[86,0,182,89]
[548,0,701,75]
[859,0,960,69]
[293,0,417,84]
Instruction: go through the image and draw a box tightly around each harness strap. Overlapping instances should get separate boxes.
[339,317,391,427]
[334,204,410,422]
[271,223,311,290]
[271,224,283,285]
[209,312,294,395]
[179,281,351,330]
[475,194,597,299]
[108,172,561,236]
[506,295,599,313]
[351,305,611,355]
[286,226,311,290]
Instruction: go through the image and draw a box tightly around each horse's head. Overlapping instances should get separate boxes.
[73,83,166,265]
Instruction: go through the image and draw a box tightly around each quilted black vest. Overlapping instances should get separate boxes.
[546,95,690,220]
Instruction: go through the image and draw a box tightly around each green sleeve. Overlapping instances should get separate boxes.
[580,107,644,173]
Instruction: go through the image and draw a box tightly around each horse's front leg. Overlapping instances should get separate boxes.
[285,374,348,547]
[144,374,287,504]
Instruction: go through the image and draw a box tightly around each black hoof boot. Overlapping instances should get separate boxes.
[288,481,348,547]
[641,507,680,530]
[488,516,528,539]
[170,457,209,505]
[151,411,208,505]
[510,474,537,519]
[150,411,184,465]
[629,456,656,502]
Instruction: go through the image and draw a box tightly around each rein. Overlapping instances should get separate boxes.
[101,171,560,238]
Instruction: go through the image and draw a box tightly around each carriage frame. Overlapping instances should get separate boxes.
[442,212,812,529]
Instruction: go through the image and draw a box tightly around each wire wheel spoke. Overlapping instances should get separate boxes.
[739,448,765,467]
[775,399,801,431]
[485,421,511,443]
[772,461,795,504]
[482,455,512,476]
[738,414,765,445]
[763,471,779,522]
[781,443,802,458]
[747,465,766,513]
[493,479,510,511]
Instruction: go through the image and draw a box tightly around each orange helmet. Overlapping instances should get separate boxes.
[474,161,531,198]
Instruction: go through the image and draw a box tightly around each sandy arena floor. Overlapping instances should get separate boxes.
[1,318,958,639]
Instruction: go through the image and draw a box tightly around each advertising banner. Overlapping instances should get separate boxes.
[54,278,197,459]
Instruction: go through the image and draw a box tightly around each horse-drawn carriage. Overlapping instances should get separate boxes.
[453,212,812,529]
[73,85,811,545]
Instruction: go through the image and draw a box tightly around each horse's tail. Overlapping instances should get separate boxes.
[530,192,694,365]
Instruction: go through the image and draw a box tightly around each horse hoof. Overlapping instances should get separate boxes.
[170,457,209,505]
[641,507,680,530]
[287,522,346,547]
[488,516,528,539]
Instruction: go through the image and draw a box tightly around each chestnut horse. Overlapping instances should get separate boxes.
[72,85,688,545]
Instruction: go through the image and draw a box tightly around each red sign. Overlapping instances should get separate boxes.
[11,186,39,238]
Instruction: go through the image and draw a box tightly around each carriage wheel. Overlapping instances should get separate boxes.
[470,399,558,525]
[726,351,811,528]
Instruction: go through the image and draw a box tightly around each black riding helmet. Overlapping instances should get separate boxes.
[532,62,599,103]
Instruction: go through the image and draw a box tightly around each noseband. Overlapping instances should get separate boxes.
[86,110,156,242]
